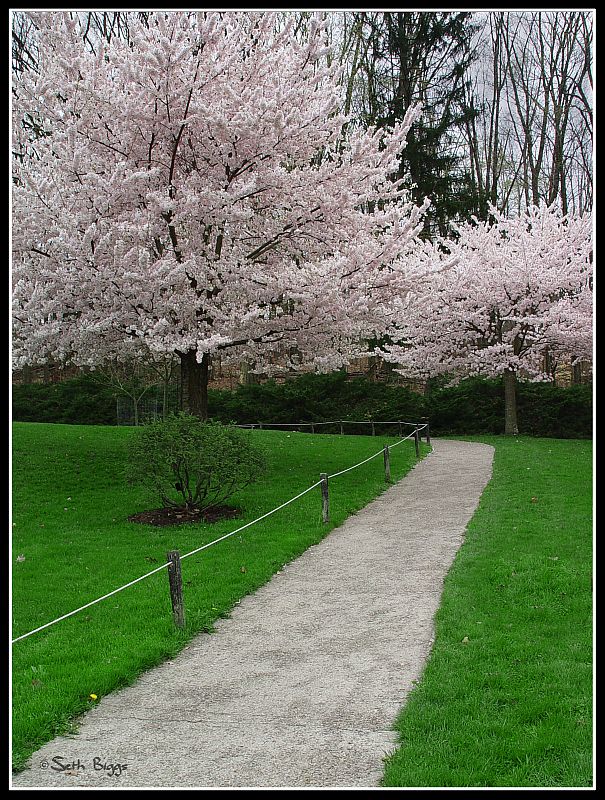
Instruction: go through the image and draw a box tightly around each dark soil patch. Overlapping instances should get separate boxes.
[128,504,241,527]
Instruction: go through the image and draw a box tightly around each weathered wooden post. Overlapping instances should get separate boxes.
[320,473,329,523]
[371,421,376,436]
[311,422,315,434]
[414,426,420,458]
[398,421,403,438]
[340,422,344,436]
[383,445,391,483]
[166,550,185,629]
[424,419,431,446]
[259,422,263,430]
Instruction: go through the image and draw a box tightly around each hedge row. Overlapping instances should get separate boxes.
[209,372,593,439]
[12,371,592,439]
[11,376,117,426]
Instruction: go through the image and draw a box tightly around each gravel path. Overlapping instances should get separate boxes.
[12,438,494,789]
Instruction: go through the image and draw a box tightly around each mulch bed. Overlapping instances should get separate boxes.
[128,504,241,527]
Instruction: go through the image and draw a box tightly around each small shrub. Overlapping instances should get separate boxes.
[126,414,266,512]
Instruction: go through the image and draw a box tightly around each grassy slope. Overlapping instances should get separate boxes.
[382,436,593,788]
[11,421,426,771]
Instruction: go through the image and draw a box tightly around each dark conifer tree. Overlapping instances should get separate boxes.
[365,12,481,238]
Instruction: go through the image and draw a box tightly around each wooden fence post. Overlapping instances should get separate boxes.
[166,550,185,629]
[320,473,329,523]
[425,421,431,446]
[414,427,420,458]
[383,445,391,483]
[398,421,402,438]
[311,423,315,434]
[340,422,344,436]
[371,421,375,436]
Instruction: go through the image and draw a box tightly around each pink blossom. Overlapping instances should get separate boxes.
[380,204,593,383]
[12,12,431,379]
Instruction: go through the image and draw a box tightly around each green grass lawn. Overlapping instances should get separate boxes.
[382,436,593,788]
[11,421,426,772]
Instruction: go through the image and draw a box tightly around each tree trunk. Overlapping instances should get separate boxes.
[180,350,209,419]
[503,369,519,435]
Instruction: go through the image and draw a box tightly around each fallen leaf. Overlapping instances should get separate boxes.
[16,554,25,563]
[461,636,470,644]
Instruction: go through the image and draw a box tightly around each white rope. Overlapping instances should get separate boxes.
[12,425,427,645]
[327,449,385,479]
[337,421,427,428]
[328,430,417,479]
[236,420,429,429]
[388,431,418,450]
[11,561,171,644]
[11,481,323,644]
[179,481,323,562]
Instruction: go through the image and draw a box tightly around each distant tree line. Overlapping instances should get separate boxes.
[331,10,592,231]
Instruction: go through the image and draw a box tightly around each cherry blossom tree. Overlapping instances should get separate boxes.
[12,10,431,418]
[379,204,593,434]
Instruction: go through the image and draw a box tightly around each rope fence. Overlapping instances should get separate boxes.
[236,419,431,441]
[12,422,429,643]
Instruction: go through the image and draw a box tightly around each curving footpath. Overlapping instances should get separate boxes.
[12,438,494,789]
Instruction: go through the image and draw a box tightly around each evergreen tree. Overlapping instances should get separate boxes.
[361,12,481,238]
